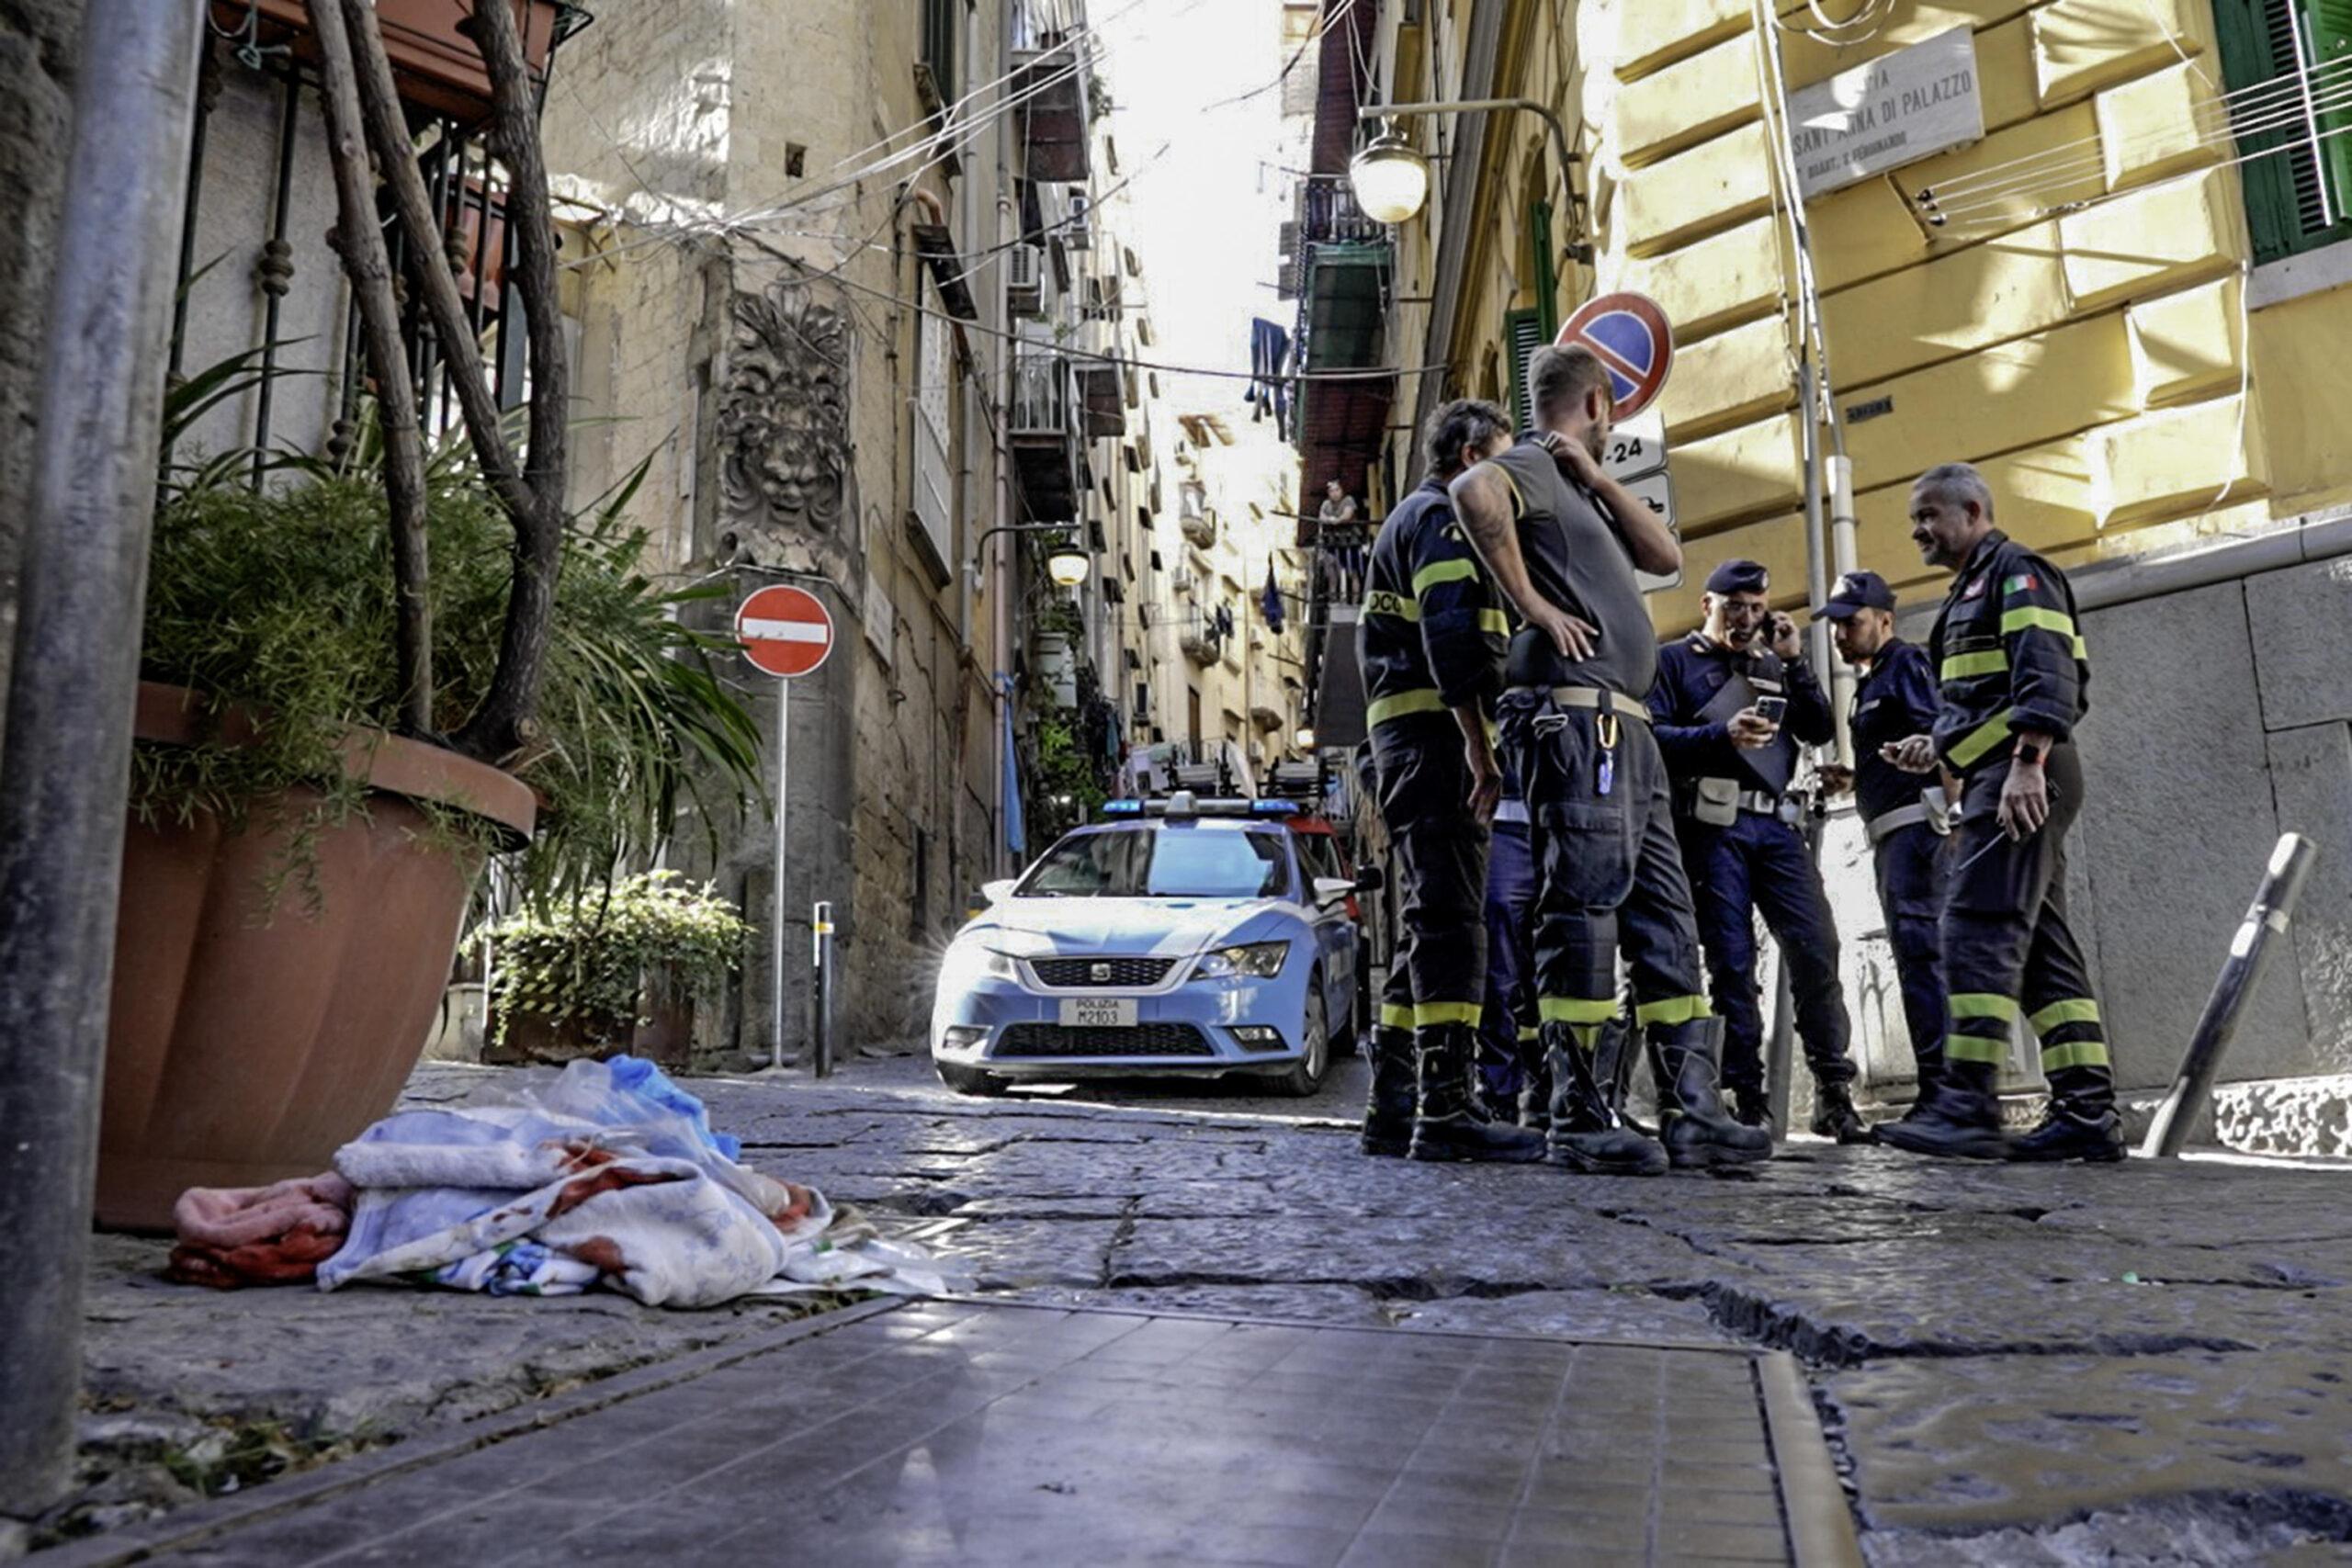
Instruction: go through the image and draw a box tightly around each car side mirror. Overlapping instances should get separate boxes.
[1312,876,1358,907]
[978,879,1016,906]
[1351,864,1385,895]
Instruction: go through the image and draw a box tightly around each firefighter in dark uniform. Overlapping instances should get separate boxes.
[1354,398,1543,1163]
[1878,462,2125,1162]
[1476,756,1545,1127]
[1816,570,1951,1119]
[1649,559,1869,1143]
[1450,345,1771,1175]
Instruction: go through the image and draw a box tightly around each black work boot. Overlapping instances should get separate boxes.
[1543,1022,1668,1176]
[1408,1024,1546,1164]
[1809,1079,1875,1145]
[1360,1025,1416,1157]
[1650,1020,1774,1168]
[2010,1070,2126,1163]
[1726,1087,1776,1136]
[1518,1055,1553,1133]
[1878,1058,2005,1159]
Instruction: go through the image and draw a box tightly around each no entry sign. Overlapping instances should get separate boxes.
[735,584,834,679]
[1558,291,1676,422]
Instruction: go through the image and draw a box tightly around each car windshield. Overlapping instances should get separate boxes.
[1018,827,1289,898]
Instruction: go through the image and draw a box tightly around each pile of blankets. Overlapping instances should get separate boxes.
[165,1057,954,1308]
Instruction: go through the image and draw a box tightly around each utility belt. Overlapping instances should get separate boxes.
[1676,778,1802,829]
[1864,789,1954,845]
[1507,682,1653,724]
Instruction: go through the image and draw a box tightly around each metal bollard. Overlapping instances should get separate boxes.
[2141,832,2317,1157]
[811,900,835,1079]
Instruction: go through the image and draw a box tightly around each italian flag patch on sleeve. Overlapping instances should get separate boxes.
[2004,572,2039,595]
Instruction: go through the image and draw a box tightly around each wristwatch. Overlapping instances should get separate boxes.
[2013,736,2052,765]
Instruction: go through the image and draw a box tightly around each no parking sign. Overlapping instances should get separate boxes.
[1557,291,1675,422]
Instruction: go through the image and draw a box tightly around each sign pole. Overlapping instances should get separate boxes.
[771,675,789,1070]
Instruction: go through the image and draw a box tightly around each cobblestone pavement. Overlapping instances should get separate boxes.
[37,1054,2352,1562]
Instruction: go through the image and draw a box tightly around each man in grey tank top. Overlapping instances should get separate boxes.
[1449,344,1771,1176]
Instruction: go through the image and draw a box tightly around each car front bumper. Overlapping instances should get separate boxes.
[931,962,1312,1078]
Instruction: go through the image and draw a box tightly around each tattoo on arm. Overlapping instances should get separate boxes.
[1449,467,1539,613]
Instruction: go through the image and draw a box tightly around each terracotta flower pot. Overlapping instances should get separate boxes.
[97,683,537,1232]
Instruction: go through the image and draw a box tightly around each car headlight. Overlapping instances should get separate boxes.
[939,944,1022,989]
[1192,941,1289,981]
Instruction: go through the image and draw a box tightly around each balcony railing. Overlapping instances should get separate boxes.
[1012,348,1071,437]
[1298,177,1388,246]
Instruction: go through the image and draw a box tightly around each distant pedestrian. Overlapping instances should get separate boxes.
[1649,560,1868,1143]
[1878,463,2123,1162]
[1816,570,1950,1122]
[1450,345,1770,1175]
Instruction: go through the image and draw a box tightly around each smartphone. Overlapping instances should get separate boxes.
[1753,695,1788,725]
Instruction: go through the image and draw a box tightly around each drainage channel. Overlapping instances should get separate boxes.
[48,1297,1860,1566]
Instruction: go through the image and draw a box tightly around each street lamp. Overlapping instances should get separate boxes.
[1350,99,1583,235]
[1295,727,1317,751]
[1046,546,1091,587]
[1349,126,1429,225]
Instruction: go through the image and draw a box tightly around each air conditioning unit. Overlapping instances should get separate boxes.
[1172,567,1197,598]
[1006,243,1043,318]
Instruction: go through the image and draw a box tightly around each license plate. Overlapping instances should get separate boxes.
[1058,998,1136,1029]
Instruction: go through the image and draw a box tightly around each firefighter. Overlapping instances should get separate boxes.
[1877,462,2124,1162]
[1476,756,1544,1128]
[1449,345,1772,1175]
[1650,559,1868,1143]
[1354,398,1543,1163]
[1815,570,1950,1121]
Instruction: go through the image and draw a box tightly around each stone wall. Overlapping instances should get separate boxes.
[0,0,85,761]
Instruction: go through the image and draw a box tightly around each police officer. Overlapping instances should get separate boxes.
[1650,560,1868,1143]
[1816,570,1950,1119]
[1355,398,1543,1163]
[1476,757,1544,1127]
[1877,462,2124,1162]
[1450,345,1771,1175]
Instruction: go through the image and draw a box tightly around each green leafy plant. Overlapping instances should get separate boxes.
[1028,714,1107,846]
[133,412,766,911]
[482,871,750,1045]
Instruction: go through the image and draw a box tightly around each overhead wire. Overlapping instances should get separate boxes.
[1917,53,2352,212]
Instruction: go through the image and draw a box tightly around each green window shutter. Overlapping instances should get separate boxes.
[1529,200,1559,337]
[1505,307,1544,431]
[2213,0,2352,260]
[2312,0,2352,219]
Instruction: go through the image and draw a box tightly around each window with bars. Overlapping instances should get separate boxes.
[1504,307,1546,432]
[2213,0,2352,262]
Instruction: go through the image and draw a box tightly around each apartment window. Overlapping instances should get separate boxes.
[2213,0,2352,263]
[923,0,961,105]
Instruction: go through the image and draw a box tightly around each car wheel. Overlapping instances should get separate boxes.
[935,1059,1007,1097]
[1272,982,1330,1099]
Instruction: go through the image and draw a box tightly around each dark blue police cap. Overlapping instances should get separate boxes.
[1815,570,1897,620]
[1704,559,1769,596]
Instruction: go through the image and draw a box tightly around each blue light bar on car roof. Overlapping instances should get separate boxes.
[1101,799,1144,816]
[1250,799,1305,817]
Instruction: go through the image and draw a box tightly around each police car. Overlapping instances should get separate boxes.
[930,793,1373,1098]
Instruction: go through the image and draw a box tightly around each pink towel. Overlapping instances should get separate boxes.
[173,1173,356,1250]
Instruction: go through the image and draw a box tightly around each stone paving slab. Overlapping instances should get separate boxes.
[39,1058,2352,1561]
[44,1300,1858,1568]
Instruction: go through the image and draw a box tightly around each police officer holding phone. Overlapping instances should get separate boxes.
[1649,560,1869,1142]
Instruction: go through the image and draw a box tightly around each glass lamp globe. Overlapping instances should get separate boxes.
[1046,547,1091,587]
[1349,133,1430,225]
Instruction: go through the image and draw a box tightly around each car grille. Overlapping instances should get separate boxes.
[995,1023,1214,1058]
[1028,956,1178,989]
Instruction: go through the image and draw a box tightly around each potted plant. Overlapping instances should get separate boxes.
[481,873,751,1066]
[96,1,763,1228]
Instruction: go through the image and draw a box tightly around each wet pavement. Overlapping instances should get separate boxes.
[40,1055,2352,1562]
